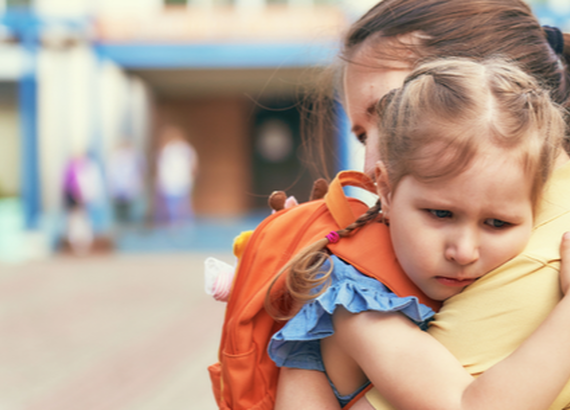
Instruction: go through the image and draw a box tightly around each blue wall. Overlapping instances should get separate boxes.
[94,42,337,69]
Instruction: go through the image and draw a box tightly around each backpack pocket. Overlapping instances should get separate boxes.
[221,347,274,410]
[208,362,223,407]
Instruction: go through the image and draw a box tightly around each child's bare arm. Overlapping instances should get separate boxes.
[274,368,341,410]
[332,233,570,410]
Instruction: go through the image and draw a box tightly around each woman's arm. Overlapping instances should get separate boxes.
[274,367,341,410]
[333,232,570,410]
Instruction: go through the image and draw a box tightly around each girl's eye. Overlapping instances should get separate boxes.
[429,209,452,219]
[485,219,510,229]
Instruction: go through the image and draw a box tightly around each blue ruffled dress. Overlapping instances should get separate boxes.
[268,255,435,406]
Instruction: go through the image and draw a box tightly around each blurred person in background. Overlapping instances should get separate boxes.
[62,151,105,255]
[155,126,198,225]
[108,139,146,225]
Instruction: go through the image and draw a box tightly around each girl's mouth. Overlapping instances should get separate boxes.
[435,276,476,287]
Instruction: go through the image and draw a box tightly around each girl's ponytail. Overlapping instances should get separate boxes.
[265,201,382,321]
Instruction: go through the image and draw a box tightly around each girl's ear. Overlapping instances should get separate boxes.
[375,161,392,219]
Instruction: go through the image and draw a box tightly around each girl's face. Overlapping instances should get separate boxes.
[343,48,412,176]
[376,148,534,301]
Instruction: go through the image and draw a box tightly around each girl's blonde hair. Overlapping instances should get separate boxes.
[378,57,565,211]
[267,57,565,320]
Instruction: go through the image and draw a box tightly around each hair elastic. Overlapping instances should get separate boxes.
[325,231,340,244]
[543,25,564,55]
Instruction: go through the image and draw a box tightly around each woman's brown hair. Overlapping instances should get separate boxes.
[305,0,570,174]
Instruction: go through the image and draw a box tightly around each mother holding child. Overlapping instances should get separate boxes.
[269,0,570,409]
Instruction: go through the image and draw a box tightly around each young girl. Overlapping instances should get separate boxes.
[268,57,570,409]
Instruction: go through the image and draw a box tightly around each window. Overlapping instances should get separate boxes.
[7,0,32,8]
[164,0,188,5]
[212,0,234,6]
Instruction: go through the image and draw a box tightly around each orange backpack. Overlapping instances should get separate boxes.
[208,171,441,410]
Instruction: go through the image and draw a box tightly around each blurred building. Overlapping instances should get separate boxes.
[0,0,349,258]
[0,0,568,259]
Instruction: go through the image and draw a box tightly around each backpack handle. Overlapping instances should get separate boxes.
[324,171,377,229]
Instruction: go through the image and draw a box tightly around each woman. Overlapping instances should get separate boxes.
[278,0,570,408]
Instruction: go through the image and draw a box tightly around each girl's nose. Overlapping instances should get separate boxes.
[445,230,480,266]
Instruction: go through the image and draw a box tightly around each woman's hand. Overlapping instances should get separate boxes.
[560,232,570,295]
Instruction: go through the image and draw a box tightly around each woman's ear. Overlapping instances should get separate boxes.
[375,161,392,219]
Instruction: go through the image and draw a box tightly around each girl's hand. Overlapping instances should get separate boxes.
[560,232,570,295]
[274,368,341,410]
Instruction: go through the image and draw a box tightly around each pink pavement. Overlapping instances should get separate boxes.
[0,253,227,410]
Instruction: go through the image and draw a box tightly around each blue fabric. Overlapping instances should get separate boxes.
[331,378,370,408]
[268,255,435,405]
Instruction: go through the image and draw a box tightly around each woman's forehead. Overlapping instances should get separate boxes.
[343,59,411,120]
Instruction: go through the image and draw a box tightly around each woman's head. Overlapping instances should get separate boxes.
[335,0,570,174]
[375,57,565,300]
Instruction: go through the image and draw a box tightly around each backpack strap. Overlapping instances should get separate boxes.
[325,171,377,229]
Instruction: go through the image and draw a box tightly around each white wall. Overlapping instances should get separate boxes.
[128,77,153,156]
[95,0,163,15]
[0,101,20,197]
[38,48,65,212]
[35,0,92,17]
[0,44,24,81]
[547,0,570,14]
[32,0,381,17]
[37,44,99,212]
[0,48,22,197]
[97,60,130,160]
[35,0,164,17]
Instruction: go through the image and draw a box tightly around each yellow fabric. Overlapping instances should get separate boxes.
[366,161,570,410]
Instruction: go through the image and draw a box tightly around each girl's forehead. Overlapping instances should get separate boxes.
[396,146,533,204]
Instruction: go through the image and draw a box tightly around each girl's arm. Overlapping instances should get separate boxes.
[274,367,341,410]
[333,232,570,410]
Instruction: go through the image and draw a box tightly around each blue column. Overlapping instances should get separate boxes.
[88,51,113,234]
[19,22,41,230]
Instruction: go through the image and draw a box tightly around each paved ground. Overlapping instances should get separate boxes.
[0,252,231,410]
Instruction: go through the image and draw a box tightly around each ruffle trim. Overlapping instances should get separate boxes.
[269,256,434,367]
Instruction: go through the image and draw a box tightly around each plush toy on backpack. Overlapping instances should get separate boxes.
[204,178,327,302]
[205,172,440,410]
